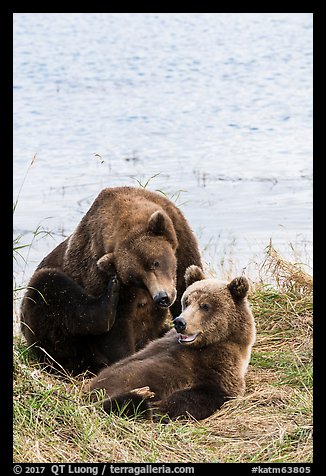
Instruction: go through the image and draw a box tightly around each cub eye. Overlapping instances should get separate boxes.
[200,303,210,312]
[152,260,160,269]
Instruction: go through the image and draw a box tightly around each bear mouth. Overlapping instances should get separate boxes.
[177,332,199,344]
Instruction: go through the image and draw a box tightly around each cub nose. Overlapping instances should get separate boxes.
[173,317,186,333]
[153,291,171,308]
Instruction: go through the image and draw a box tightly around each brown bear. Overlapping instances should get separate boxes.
[86,265,256,421]
[20,186,202,374]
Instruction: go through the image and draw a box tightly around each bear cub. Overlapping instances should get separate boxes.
[87,265,256,421]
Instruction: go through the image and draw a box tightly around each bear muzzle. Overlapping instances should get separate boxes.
[173,316,187,333]
[173,316,200,344]
[153,291,173,308]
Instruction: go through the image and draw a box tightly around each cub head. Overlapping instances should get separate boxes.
[173,265,252,346]
[97,210,177,309]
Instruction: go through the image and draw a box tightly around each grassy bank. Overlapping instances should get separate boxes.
[13,245,313,463]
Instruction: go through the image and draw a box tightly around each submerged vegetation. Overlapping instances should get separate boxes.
[13,243,313,463]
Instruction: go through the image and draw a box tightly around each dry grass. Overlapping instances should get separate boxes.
[13,245,313,463]
[258,241,313,297]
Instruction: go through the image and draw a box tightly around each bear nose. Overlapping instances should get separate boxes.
[173,317,187,333]
[153,291,171,308]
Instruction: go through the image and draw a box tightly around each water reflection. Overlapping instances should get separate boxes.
[13,13,313,287]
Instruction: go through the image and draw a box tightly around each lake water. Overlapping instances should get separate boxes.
[13,13,313,290]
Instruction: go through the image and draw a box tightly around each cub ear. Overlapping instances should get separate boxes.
[228,276,249,300]
[97,253,115,274]
[184,265,206,287]
[148,211,166,235]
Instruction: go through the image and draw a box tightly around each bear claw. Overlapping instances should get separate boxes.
[110,274,120,293]
[105,274,120,331]
[130,386,155,399]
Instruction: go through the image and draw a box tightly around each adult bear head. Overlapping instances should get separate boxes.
[97,210,178,309]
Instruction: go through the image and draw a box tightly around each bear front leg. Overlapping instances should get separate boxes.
[21,268,120,342]
[152,383,229,421]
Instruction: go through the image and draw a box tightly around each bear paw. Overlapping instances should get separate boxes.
[146,398,170,424]
[97,253,115,274]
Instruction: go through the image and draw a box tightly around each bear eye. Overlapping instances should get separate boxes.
[200,303,210,312]
[152,260,160,269]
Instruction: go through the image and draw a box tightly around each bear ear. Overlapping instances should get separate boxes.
[228,276,249,300]
[148,211,166,235]
[97,253,115,274]
[184,265,206,287]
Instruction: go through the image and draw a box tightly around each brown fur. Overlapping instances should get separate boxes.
[87,266,256,421]
[20,187,202,374]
